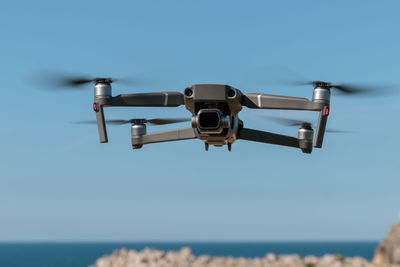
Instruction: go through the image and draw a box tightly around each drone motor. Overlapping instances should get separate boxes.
[312,83,331,103]
[298,123,314,154]
[131,121,147,149]
[94,80,112,99]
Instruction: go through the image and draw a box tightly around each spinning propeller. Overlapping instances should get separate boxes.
[75,118,190,126]
[265,116,350,133]
[57,77,116,87]
[291,80,390,96]
[31,72,135,90]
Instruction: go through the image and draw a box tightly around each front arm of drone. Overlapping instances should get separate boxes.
[241,85,331,149]
[92,81,186,143]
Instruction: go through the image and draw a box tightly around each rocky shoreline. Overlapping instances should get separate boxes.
[374,223,400,264]
[89,223,400,267]
[89,247,398,267]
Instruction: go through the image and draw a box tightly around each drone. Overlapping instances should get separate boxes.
[41,75,386,154]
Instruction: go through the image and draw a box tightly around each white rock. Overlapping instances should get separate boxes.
[304,255,319,266]
[266,253,277,262]
[90,248,400,267]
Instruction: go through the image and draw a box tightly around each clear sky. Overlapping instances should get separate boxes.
[0,0,399,242]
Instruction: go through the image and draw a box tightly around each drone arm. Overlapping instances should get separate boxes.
[242,93,330,148]
[94,104,108,143]
[314,106,329,148]
[132,128,197,146]
[241,93,323,111]
[107,92,184,107]
[238,127,300,149]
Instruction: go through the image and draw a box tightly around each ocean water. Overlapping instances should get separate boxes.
[0,242,378,267]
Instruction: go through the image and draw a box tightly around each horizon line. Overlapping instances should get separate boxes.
[0,240,380,243]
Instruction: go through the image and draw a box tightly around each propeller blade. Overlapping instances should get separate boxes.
[29,71,139,91]
[325,129,351,133]
[62,77,98,86]
[73,118,190,126]
[241,66,397,97]
[330,83,396,96]
[265,116,308,127]
[287,80,315,87]
[261,115,350,133]
[105,119,132,125]
[73,119,133,125]
[147,118,190,125]
[289,80,396,97]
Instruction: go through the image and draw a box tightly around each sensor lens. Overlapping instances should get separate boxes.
[199,111,220,129]
[185,88,193,97]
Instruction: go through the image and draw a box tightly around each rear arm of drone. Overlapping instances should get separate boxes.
[238,127,300,149]
[241,93,329,148]
[94,92,185,143]
[131,128,197,146]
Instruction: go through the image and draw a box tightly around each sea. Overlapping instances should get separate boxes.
[0,242,378,267]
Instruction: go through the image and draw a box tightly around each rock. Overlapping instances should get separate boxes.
[374,223,400,264]
[266,253,277,262]
[90,247,400,267]
[316,254,340,267]
[304,255,319,266]
[279,254,303,267]
[346,256,369,267]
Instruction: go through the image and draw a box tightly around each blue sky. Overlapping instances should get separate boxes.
[0,0,399,241]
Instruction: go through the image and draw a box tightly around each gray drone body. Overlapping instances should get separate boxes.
[92,81,332,154]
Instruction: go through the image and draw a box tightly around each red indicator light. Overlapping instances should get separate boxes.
[325,107,329,116]
[93,103,98,112]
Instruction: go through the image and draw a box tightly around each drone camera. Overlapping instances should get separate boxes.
[227,89,236,98]
[184,88,193,97]
[298,124,313,154]
[192,109,230,134]
[199,110,220,129]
